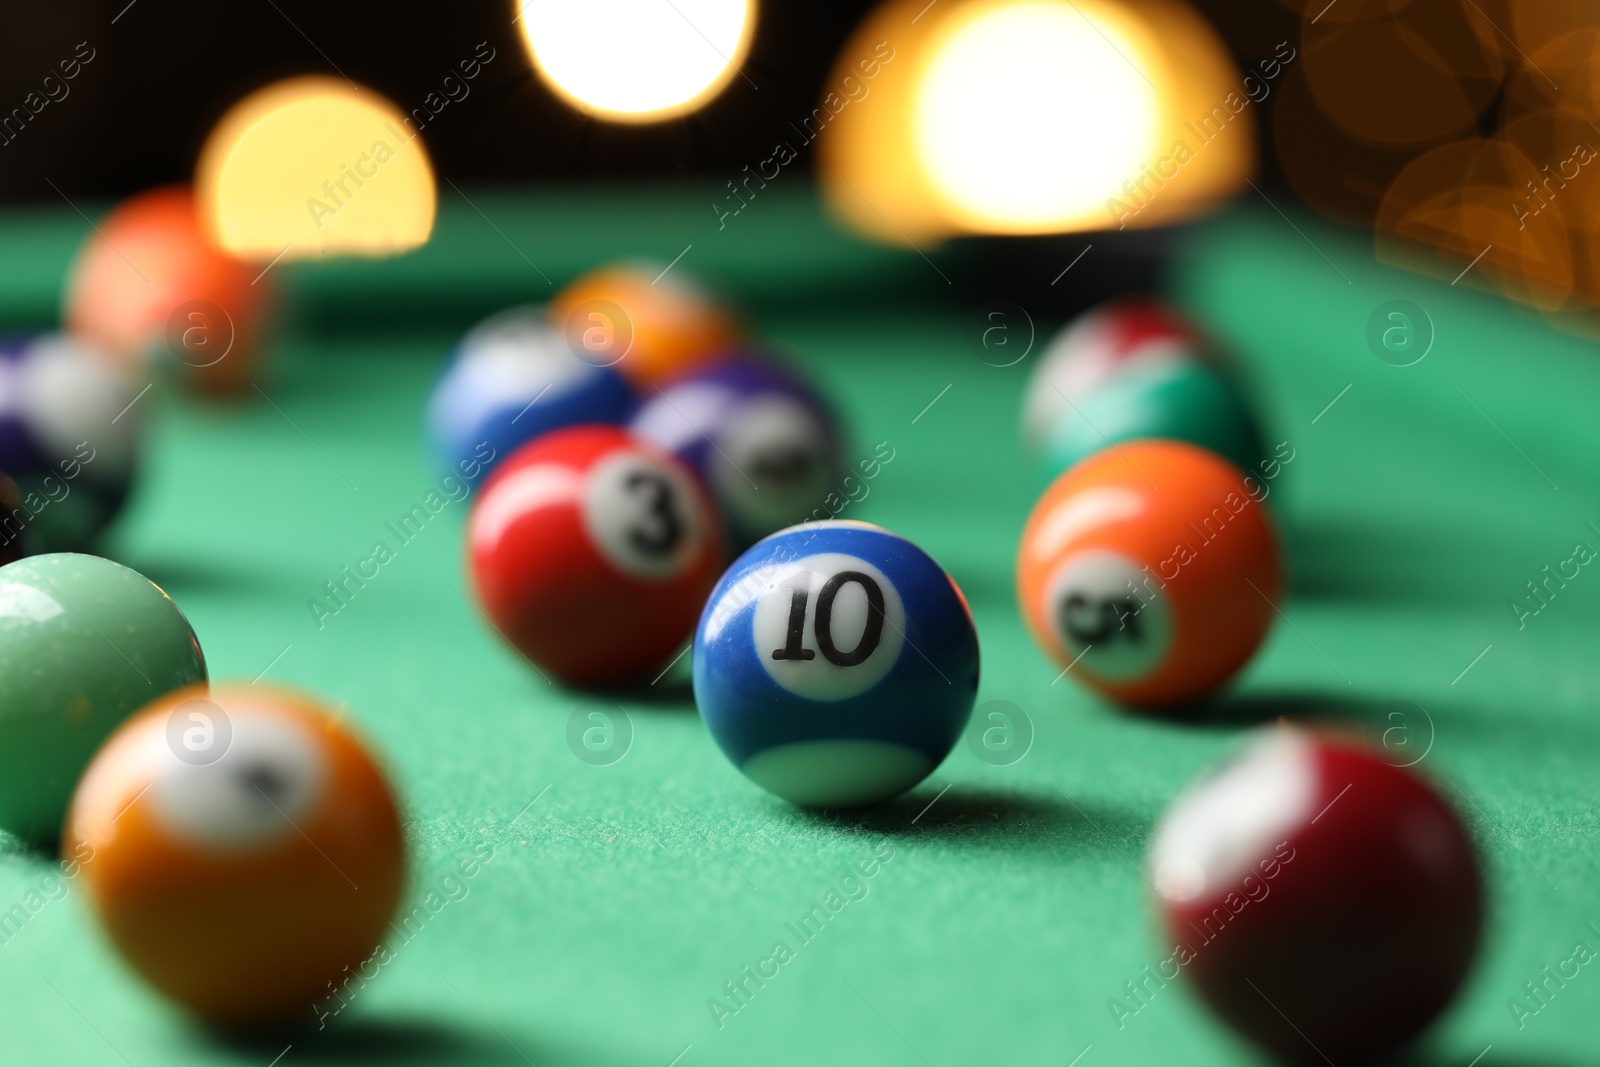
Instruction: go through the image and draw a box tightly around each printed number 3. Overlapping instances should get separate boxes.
[771,570,885,667]
[625,471,682,554]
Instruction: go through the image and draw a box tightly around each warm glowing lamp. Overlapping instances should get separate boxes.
[815,0,948,245]
[517,0,755,122]
[914,0,1163,233]
[1138,0,1255,222]
[1376,138,1576,311]
[820,0,1252,243]
[196,76,436,260]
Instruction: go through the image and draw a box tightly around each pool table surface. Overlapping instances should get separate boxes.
[1,182,1598,1067]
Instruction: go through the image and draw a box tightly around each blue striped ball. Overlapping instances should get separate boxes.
[694,520,979,807]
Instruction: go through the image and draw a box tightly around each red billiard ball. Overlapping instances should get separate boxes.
[468,425,724,685]
[1148,727,1484,1063]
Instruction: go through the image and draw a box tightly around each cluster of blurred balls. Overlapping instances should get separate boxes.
[0,186,271,568]
[429,260,853,686]
[437,262,987,819]
[0,176,389,1025]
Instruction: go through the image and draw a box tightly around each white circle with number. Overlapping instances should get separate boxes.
[1046,549,1172,683]
[750,553,906,701]
[149,710,328,851]
[583,450,706,581]
[714,396,835,533]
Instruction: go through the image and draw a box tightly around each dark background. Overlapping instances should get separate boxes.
[0,0,1300,203]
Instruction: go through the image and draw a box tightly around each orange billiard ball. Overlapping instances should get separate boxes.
[65,685,404,1025]
[1016,440,1281,708]
[63,185,270,397]
[550,261,740,386]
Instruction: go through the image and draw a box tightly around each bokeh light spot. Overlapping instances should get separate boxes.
[196,76,437,260]
[912,0,1162,232]
[518,0,754,122]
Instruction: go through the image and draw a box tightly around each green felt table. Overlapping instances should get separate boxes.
[1,183,1597,1067]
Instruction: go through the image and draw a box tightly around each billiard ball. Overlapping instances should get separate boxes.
[1022,296,1203,451]
[427,305,634,478]
[550,260,740,386]
[1036,358,1266,482]
[0,333,141,553]
[1148,727,1483,1062]
[0,553,207,841]
[694,520,979,807]
[468,425,723,685]
[65,684,404,1024]
[63,185,268,396]
[629,358,843,549]
[1016,440,1280,707]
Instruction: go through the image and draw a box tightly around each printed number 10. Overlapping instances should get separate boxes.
[771,570,885,667]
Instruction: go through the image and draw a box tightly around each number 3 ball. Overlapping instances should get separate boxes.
[65,685,405,1024]
[694,520,979,807]
[469,426,723,686]
[1017,440,1281,708]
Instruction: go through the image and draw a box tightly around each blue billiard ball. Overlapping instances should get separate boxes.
[427,306,634,478]
[693,520,979,807]
[629,358,843,550]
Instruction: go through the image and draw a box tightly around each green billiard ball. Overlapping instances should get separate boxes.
[0,553,206,841]
[1038,359,1266,484]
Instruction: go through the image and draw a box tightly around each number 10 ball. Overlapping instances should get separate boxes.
[469,426,723,686]
[694,521,979,807]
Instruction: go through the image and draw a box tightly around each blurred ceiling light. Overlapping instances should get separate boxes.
[1376,138,1576,310]
[913,1,1161,232]
[1273,67,1415,226]
[1300,1,1504,148]
[1280,0,1600,315]
[819,0,1251,243]
[1508,0,1600,60]
[1500,27,1600,121]
[517,0,755,122]
[196,76,436,261]
[815,0,946,245]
